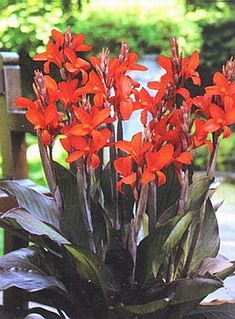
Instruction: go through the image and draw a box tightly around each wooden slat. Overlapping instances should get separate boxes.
[0,52,29,310]
[8,111,34,133]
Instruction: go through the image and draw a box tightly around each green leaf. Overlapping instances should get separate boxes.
[121,298,168,315]
[0,247,67,293]
[186,199,220,274]
[198,256,235,280]
[91,199,112,254]
[185,303,235,319]
[53,162,89,248]
[2,208,70,245]
[0,180,59,229]
[65,245,107,298]
[166,277,223,319]
[135,212,194,286]
[156,164,181,219]
[185,177,214,212]
[170,277,223,306]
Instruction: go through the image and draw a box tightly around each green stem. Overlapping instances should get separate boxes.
[37,130,62,223]
[108,123,120,230]
[207,134,220,178]
[177,169,189,215]
[147,181,157,233]
[76,164,96,254]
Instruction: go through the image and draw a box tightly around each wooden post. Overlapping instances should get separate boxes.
[0,52,32,310]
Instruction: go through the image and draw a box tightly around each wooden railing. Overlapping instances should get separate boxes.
[0,52,45,311]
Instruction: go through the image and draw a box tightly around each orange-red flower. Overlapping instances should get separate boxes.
[64,48,90,79]
[203,103,235,138]
[75,70,107,107]
[114,156,137,192]
[61,106,112,168]
[181,51,201,86]
[116,132,152,165]
[15,97,63,145]
[205,72,235,111]
[33,40,64,74]
[58,79,79,108]
[141,144,174,185]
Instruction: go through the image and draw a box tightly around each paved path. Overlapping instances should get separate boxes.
[204,182,235,302]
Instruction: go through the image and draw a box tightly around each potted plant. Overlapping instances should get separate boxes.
[0,27,235,318]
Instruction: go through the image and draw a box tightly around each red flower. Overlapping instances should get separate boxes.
[205,72,235,111]
[141,144,174,185]
[192,118,212,151]
[206,72,235,97]
[181,51,201,86]
[114,156,136,192]
[62,107,112,168]
[33,40,64,74]
[116,52,147,75]
[75,70,107,107]
[64,48,90,76]
[58,79,79,108]
[203,103,235,138]
[116,132,152,165]
[72,33,92,52]
[15,97,63,145]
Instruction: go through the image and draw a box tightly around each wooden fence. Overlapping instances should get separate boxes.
[0,52,43,311]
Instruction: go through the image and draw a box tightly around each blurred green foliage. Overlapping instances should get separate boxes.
[1,0,233,95]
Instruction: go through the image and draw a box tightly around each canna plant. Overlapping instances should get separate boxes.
[0,27,235,318]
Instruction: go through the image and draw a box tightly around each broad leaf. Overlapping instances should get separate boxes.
[53,162,88,248]
[65,245,107,298]
[0,247,67,293]
[185,303,235,319]
[185,177,213,212]
[100,162,115,220]
[170,277,223,306]
[0,181,59,229]
[0,213,28,241]
[185,199,220,274]
[156,164,181,219]
[91,199,112,254]
[135,212,194,286]
[198,256,235,280]
[121,298,168,315]
[2,208,70,245]
[166,277,223,319]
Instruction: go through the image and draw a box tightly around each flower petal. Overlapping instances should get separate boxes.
[66,150,84,163]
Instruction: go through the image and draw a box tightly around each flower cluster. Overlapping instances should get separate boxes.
[15,28,235,193]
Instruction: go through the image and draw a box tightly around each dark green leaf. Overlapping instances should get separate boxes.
[185,177,214,212]
[166,277,223,319]
[0,180,59,228]
[157,164,181,219]
[170,277,223,306]
[0,247,67,293]
[100,162,115,220]
[26,307,62,319]
[198,256,235,280]
[91,199,112,254]
[65,245,107,298]
[185,303,235,319]
[53,162,88,248]
[121,298,168,315]
[2,208,70,245]
[135,212,194,286]
[0,213,28,241]
[186,199,220,274]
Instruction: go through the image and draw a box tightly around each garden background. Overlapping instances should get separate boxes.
[0,0,235,268]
